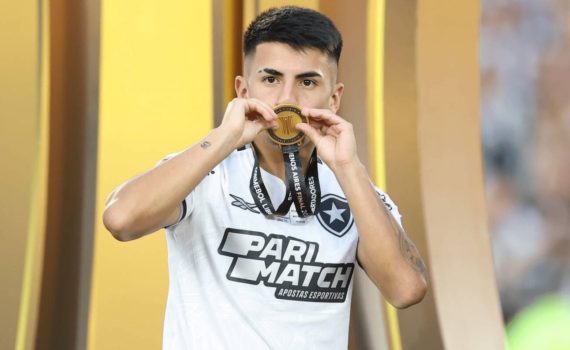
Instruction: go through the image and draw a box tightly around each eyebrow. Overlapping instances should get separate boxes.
[296,71,322,79]
[258,68,323,79]
[259,68,283,76]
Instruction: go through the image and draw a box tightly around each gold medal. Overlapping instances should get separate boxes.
[267,104,307,146]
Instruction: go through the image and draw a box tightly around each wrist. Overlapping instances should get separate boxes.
[211,125,242,153]
[334,160,367,186]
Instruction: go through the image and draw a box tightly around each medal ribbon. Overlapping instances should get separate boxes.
[250,143,321,218]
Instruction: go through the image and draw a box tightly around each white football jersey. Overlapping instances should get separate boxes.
[160,145,402,350]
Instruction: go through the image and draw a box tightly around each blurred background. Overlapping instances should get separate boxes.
[0,0,568,349]
[481,0,570,347]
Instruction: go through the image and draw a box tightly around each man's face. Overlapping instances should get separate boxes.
[238,42,342,113]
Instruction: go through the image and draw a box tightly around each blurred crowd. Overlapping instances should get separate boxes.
[481,0,570,328]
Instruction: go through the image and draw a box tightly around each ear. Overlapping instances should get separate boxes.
[235,76,249,99]
[329,83,344,114]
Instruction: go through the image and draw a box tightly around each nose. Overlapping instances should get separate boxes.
[276,81,298,107]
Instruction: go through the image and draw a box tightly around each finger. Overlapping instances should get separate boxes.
[322,125,341,138]
[246,111,262,121]
[307,119,327,136]
[301,107,346,126]
[314,118,347,137]
[308,118,326,129]
[243,100,279,128]
[327,124,345,136]
[250,118,276,134]
[295,122,323,147]
[244,100,277,122]
[248,98,278,119]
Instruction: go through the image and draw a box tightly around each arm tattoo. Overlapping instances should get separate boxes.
[201,141,211,149]
[395,222,427,274]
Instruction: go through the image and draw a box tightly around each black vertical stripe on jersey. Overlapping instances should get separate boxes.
[180,199,187,221]
[164,199,188,229]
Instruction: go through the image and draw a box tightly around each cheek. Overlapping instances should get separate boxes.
[249,85,277,101]
[298,91,331,109]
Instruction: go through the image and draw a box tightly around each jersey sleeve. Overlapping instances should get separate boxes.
[374,187,403,229]
[356,187,405,269]
[155,153,194,228]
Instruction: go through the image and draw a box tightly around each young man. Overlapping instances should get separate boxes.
[103,6,427,349]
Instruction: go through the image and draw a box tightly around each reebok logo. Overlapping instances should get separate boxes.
[230,194,260,214]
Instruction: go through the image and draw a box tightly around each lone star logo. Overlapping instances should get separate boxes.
[317,194,354,237]
[323,203,346,224]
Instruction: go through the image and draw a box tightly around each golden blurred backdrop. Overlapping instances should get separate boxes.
[0,1,507,350]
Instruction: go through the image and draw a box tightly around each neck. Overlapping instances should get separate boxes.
[253,135,314,184]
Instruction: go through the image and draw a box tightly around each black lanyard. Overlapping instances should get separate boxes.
[249,143,321,218]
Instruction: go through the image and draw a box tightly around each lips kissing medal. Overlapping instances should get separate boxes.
[249,104,321,219]
[267,104,307,146]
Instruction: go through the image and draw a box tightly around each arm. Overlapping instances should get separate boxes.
[336,164,427,308]
[297,108,427,309]
[103,98,278,242]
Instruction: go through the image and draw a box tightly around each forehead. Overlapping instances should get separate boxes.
[246,42,335,77]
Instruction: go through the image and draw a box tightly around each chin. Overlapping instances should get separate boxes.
[258,131,314,151]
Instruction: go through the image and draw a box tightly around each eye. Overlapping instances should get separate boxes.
[302,79,316,87]
[263,76,277,84]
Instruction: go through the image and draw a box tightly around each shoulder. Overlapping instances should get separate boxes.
[373,187,403,227]
[374,188,395,211]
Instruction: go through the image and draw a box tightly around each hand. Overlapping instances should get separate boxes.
[219,98,279,149]
[296,108,361,174]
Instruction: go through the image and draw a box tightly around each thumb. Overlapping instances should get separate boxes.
[252,119,276,135]
[296,123,323,147]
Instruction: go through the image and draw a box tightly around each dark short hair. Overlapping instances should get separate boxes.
[244,6,343,64]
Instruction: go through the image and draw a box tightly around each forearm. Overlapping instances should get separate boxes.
[335,162,427,308]
[103,127,236,240]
